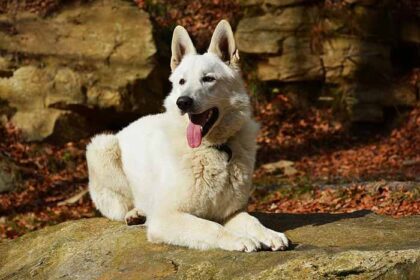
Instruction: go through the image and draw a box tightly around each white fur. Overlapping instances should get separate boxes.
[87,20,288,252]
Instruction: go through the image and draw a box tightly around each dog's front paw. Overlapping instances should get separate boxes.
[219,235,261,252]
[253,228,289,251]
[125,208,146,226]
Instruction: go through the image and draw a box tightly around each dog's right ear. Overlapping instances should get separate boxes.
[171,26,196,71]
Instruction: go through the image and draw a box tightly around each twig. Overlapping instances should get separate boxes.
[57,189,88,206]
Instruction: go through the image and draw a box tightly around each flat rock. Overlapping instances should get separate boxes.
[1,212,419,279]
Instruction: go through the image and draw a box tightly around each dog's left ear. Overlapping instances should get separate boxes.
[208,20,240,69]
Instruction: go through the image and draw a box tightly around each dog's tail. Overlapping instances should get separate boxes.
[86,134,133,221]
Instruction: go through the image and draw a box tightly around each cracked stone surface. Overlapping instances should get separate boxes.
[0,0,161,141]
[1,212,419,279]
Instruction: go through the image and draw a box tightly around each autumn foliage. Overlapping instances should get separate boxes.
[254,96,420,182]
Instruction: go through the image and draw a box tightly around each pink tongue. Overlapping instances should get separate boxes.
[187,121,202,148]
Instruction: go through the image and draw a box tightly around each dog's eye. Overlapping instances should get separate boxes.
[202,76,215,83]
[179,78,186,85]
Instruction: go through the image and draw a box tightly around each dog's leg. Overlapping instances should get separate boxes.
[224,212,289,251]
[87,134,133,221]
[147,212,261,252]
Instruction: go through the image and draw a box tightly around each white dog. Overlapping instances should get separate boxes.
[86,20,288,252]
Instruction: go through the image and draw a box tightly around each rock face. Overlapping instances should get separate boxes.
[0,154,21,193]
[236,0,419,122]
[0,0,162,141]
[1,212,419,279]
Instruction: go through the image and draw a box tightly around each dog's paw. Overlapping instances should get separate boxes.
[125,208,146,226]
[252,228,289,251]
[219,236,261,252]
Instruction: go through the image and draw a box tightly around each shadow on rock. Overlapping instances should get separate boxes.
[252,210,372,232]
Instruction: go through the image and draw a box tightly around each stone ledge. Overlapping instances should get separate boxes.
[0,212,419,279]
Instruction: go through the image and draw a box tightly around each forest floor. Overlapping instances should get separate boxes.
[0,98,418,239]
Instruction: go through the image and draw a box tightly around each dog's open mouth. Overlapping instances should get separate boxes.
[187,107,219,148]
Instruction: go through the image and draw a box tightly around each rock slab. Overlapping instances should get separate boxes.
[1,212,419,279]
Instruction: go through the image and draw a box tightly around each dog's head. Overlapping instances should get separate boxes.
[164,20,252,148]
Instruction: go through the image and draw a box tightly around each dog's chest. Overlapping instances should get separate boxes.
[181,146,252,221]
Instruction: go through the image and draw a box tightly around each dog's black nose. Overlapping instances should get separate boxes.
[176,96,193,112]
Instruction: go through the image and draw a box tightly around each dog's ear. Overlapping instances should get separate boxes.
[171,26,196,71]
[208,20,240,68]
